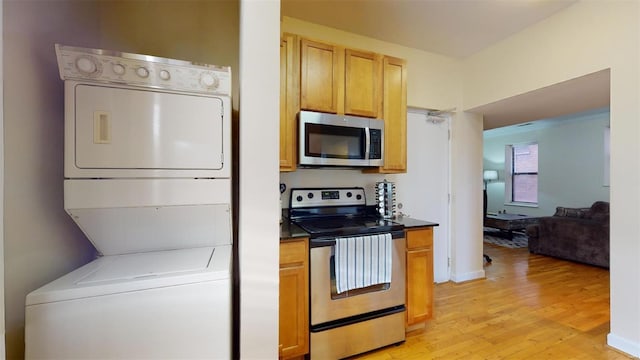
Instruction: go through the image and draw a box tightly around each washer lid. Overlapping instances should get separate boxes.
[77,246,212,285]
[26,245,231,306]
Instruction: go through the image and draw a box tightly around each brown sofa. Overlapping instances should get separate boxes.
[526,201,609,268]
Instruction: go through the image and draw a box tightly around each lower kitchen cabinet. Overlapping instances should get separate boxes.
[279,238,309,359]
[405,227,434,329]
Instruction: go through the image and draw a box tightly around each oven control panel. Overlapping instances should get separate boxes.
[290,188,366,208]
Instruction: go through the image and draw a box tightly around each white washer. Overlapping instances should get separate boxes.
[26,246,231,359]
[25,45,233,359]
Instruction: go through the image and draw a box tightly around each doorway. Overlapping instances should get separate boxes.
[395,108,450,283]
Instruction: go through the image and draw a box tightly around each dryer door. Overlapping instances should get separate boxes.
[70,83,228,177]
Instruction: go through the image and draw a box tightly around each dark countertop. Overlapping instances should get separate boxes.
[280,221,309,240]
[393,216,439,229]
[280,215,438,240]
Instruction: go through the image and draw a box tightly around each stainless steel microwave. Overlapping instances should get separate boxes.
[298,110,384,167]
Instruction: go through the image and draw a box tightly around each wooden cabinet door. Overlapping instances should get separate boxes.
[279,239,309,359]
[362,55,407,174]
[344,49,381,118]
[300,39,340,113]
[280,34,299,172]
[382,56,407,173]
[405,228,434,327]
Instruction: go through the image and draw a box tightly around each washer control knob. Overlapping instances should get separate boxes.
[76,56,97,75]
[159,69,171,81]
[307,193,314,199]
[346,192,352,198]
[136,67,150,78]
[296,195,303,202]
[200,72,219,89]
[112,64,125,75]
[356,194,362,200]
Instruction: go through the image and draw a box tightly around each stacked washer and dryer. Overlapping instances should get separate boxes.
[25,45,233,358]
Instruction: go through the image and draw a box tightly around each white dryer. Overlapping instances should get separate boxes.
[25,45,233,359]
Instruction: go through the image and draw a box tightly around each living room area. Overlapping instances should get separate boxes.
[482,106,610,268]
[359,106,623,357]
[358,104,620,359]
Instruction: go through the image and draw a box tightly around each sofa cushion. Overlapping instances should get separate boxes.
[553,206,590,218]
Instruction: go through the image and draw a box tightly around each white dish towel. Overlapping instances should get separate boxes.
[335,233,392,294]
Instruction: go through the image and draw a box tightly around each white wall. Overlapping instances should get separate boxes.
[97,1,240,112]
[2,2,101,357]
[1,1,5,357]
[449,111,485,282]
[464,1,640,356]
[238,0,280,358]
[484,109,610,216]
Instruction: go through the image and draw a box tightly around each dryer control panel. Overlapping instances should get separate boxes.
[55,44,231,96]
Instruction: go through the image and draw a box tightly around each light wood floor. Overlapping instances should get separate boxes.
[354,243,635,360]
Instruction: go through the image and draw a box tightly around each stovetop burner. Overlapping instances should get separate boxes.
[293,216,403,238]
[288,187,404,239]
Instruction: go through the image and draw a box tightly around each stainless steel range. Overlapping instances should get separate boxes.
[289,187,406,359]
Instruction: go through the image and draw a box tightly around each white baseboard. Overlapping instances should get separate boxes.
[607,332,640,358]
[450,269,485,283]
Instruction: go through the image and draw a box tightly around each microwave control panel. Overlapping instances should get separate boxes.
[369,129,382,160]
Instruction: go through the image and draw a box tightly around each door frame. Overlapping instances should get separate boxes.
[1,1,6,356]
[404,107,451,283]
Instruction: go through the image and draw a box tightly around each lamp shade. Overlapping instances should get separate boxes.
[483,170,498,181]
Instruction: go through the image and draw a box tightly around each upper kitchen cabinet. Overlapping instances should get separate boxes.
[280,33,299,172]
[344,49,382,118]
[365,56,407,174]
[300,38,381,118]
[382,56,407,173]
[300,39,340,114]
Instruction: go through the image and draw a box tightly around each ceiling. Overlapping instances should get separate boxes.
[281,0,610,130]
[280,0,578,59]
[470,69,611,130]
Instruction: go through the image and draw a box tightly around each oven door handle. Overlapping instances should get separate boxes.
[310,230,405,248]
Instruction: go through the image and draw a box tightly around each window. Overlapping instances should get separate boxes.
[505,143,538,204]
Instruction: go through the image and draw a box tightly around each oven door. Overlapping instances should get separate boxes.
[309,232,405,326]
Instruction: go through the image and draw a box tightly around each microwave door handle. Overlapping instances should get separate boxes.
[364,127,371,160]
